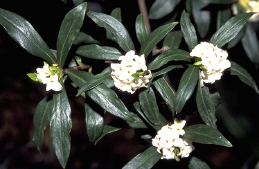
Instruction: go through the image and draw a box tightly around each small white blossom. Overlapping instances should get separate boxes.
[190,42,231,85]
[152,120,195,160]
[45,74,63,91]
[36,64,51,82]
[232,0,259,22]
[111,50,152,94]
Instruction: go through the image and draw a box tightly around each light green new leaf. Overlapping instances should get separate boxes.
[139,88,160,125]
[95,125,121,144]
[88,11,135,52]
[140,22,178,57]
[107,8,122,41]
[188,157,211,169]
[230,61,259,93]
[148,49,191,70]
[122,146,161,169]
[241,24,259,66]
[163,31,183,49]
[200,0,236,4]
[73,32,100,45]
[0,8,56,64]
[57,2,87,68]
[85,103,103,143]
[32,96,54,152]
[184,124,232,147]
[196,85,217,128]
[149,0,181,19]
[135,14,148,45]
[209,13,253,48]
[50,87,72,168]
[174,65,199,113]
[77,67,112,96]
[76,44,121,60]
[180,11,198,51]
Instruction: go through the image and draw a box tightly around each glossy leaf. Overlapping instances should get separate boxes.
[88,11,135,52]
[230,61,259,93]
[196,85,217,128]
[0,8,56,63]
[180,11,198,51]
[76,44,121,60]
[227,27,245,49]
[57,2,87,68]
[241,24,259,66]
[152,65,183,78]
[32,95,53,151]
[184,124,232,147]
[149,0,181,19]
[163,31,183,49]
[85,103,104,143]
[217,8,231,30]
[107,8,122,41]
[95,125,121,144]
[122,146,161,169]
[148,49,191,70]
[50,88,72,168]
[140,22,178,57]
[188,157,211,169]
[73,32,100,45]
[174,65,199,113]
[72,0,84,7]
[200,0,236,4]
[135,14,148,45]
[209,13,253,48]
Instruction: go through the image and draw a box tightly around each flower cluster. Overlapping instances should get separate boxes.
[152,120,194,160]
[28,63,63,91]
[232,0,259,22]
[190,42,231,85]
[111,50,152,94]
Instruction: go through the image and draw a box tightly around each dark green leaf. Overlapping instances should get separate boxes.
[107,8,122,41]
[227,26,244,49]
[188,156,211,169]
[184,124,232,147]
[73,32,100,45]
[209,13,253,48]
[200,0,236,4]
[85,103,104,143]
[140,22,178,57]
[72,0,84,7]
[152,65,183,78]
[139,88,160,125]
[57,2,87,68]
[32,96,53,151]
[148,49,191,70]
[67,69,94,88]
[88,11,135,52]
[217,8,231,30]
[163,31,183,49]
[135,14,148,45]
[0,8,56,63]
[122,146,161,169]
[180,11,198,51]
[230,61,259,93]
[174,65,199,113]
[76,44,121,60]
[149,0,181,19]
[61,0,67,4]
[50,88,72,168]
[196,85,217,128]
[95,125,121,144]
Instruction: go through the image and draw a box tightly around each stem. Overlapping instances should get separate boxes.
[137,0,151,34]
[63,64,92,74]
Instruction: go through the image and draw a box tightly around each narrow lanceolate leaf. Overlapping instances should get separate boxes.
[76,44,121,60]
[139,88,160,125]
[174,65,199,113]
[85,103,104,143]
[0,8,56,63]
[107,8,122,41]
[188,157,211,169]
[122,146,161,169]
[184,124,232,147]
[135,14,148,45]
[57,2,87,68]
[230,61,259,93]
[152,65,183,78]
[77,67,112,95]
[73,32,100,45]
[88,11,135,52]
[180,11,198,51]
[148,49,191,70]
[153,77,175,111]
[149,0,181,19]
[32,96,54,151]
[50,88,72,168]
[95,125,121,144]
[209,13,253,48]
[196,85,217,128]
[163,31,183,49]
[140,22,178,57]
[67,69,94,88]
[200,0,236,4]
[217,8,231,30]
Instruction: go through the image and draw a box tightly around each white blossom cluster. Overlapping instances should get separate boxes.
[232,0,259,22]
[111,50,152,94]
[36,63,63,91]
[190,42,231,85]
[152,120,194,160]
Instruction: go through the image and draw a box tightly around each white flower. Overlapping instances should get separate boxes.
[45,74,63,91]
[111,50,152,94]
[232,0,259,22]
[36,64,51,82]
